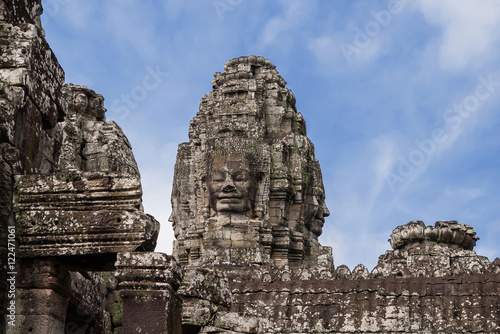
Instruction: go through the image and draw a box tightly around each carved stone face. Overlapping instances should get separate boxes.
[208,155,254,213]
[304,181,330,237]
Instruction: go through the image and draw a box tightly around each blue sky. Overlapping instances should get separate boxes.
[41,0,500,270]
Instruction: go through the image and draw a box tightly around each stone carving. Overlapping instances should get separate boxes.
[371,220,490,278]
[389,220,479,250]
[170,56,332,274]
[351,264,370,279]
[334,264,352,280]
[14,171,159,263]
[3,1,500,331]
[12,83,159,268]
[205,137,266,217]
[60,84,139,174]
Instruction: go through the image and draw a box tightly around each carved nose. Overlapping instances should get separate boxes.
[316,202,329,219]
[322,203,330,217]
[222,178,236,192]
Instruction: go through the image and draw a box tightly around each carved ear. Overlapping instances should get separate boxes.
[201,183,211,220]
[201,177,215,218]
[253,171,267,219]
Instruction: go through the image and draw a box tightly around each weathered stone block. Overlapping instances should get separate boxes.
[14,173,159,265]
[17,289,68,321]
[17,259,69,293]
[106,291,123,327]
[120,290,182,334]
[7,315,65,334]
[213,311,259,333]
[115,252,182,290]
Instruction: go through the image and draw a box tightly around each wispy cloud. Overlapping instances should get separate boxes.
[415,0,500,71]
[101,3,162,61]
[307,33,384,69]
[259,0,317,48]
[384,74,500,192]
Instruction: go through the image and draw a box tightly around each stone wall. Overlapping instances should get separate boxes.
[173,220,500,333]
[229,273,500,333]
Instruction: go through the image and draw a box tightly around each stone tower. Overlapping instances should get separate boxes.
[170,56,333,279]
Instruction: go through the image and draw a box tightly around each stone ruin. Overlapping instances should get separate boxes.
[170,56,332,280]
[0,1,499,333]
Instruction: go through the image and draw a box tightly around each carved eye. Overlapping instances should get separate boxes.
[233,171,249,181]
[317,189,325,201]
[213,172,226,182]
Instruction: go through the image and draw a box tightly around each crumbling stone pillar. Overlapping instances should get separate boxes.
[115,252,183,333]
[9,259,70,334]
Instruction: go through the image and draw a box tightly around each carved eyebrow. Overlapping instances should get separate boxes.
[212,171,227,179]
[232,170,249,177]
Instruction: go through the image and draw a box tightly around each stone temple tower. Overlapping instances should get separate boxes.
[170,56,333,279]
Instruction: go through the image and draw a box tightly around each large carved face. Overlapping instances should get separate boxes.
[304,190,330,237]
[303,168,330,237]
[207,155,254,213]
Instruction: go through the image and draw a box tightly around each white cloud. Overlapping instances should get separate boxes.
[308,0,412,67]
[137,141,179,254]
[415,0,500,70]
[101,2,161,61]
[307,35,352,68]
[142,168,175,254]
[369,136,398,207]
[318,136,403,270]
[442,186,485,201]
[322,225,389,271]
[260,0,316,47]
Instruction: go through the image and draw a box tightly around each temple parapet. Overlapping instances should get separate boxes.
[390,220,479,251]
[363,221,489,278]
[330,221,495,280]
